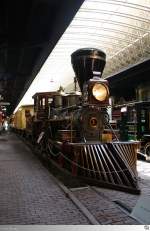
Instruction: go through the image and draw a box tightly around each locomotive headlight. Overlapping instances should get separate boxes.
[92,83,109,101]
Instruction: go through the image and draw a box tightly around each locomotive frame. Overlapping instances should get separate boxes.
[13,48,140,194]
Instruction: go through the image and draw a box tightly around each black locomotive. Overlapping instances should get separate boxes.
[14,48,140,194]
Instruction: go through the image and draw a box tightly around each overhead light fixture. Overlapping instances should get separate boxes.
[0,102,10,106]
[0,95,4,101]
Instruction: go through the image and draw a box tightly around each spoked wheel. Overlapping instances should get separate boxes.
[144,142,150,161]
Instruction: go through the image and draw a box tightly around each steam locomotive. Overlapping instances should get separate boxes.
[13,48,140,194]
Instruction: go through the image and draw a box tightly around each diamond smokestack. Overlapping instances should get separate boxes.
[71,48,106,92]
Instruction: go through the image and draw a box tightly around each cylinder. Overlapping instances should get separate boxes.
[53,94,63,108]
[65,93,80,107]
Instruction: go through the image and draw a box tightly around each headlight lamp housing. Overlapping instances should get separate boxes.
[92,83,109,101]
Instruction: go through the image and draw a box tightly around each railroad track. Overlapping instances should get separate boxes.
[51,174,140,225]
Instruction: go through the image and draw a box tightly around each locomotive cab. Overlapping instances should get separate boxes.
[32,92,57,120]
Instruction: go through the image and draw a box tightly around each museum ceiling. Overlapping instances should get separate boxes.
[0,0,150,113]
[0,0,84,114]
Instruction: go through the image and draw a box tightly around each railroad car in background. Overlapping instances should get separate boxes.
[13,105,34,136]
